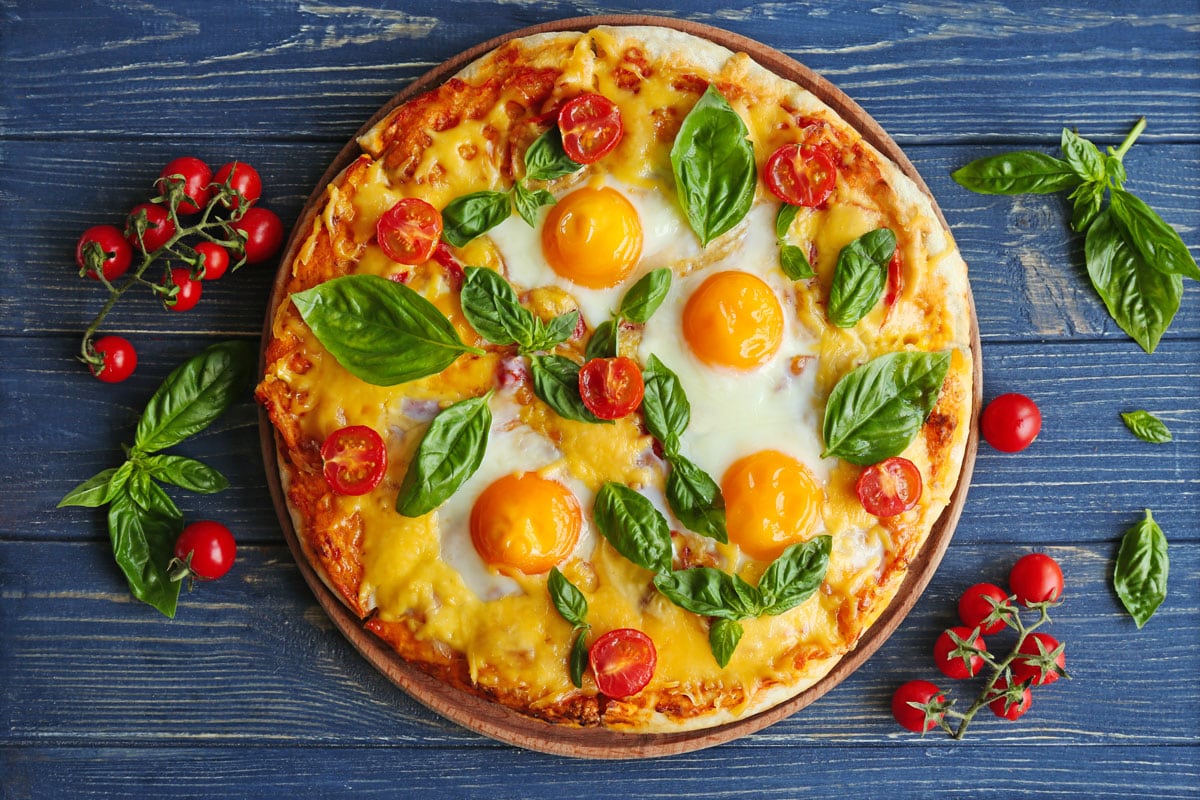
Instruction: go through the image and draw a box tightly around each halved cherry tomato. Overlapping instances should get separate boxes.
[126,203,176,253]
[321,425,388,496]
[589,628,657,698]
[89,335,137,383]
[76,224,132,281]
[194,241,231,280]
[855,456,922,517]
[377,198,442,264]
[558,93,624,164]
[764,143,837,207]
[578,357,644,420]
[162,267,202,312]
[156,156,213,214]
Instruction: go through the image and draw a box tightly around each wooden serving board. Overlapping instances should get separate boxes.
[257,14,982,759]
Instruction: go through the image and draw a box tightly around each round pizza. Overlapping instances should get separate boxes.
[257,23,975,735]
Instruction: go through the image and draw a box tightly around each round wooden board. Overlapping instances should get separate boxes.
[258,14,983,759]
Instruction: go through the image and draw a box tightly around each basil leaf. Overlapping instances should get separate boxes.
[1109,189,1200,281]
[108,471,184,618]
[1084,208,1182,354]
[1060,128,1106,182]
[512,182,555,228]
[460,266,529,346]
[523,310,579,354]
[530,355,607,424]
[1113,509,1169,628]
[58,467,120,508]
[828,228,896,327]
[1120,410,1173,444]
[757,536,832,616]
[569,628,590,688]
[585,319,618,360]
[1068,180,1105,233]
[292,274,479,385]
[708,618,744,668]
[395,394,492,517]
[441,190,512,247]
[951,151,1082,195]
[593,482,673,575]
[775,203,800,241]
[821,350,952,465]
[780,244,815,280]
[665,454,727,543]
[133,340,254,454]
[640,354,690,457]
[524,126,582,182]
[670,85,757,246]
[618,268,672,324]
[548,567,588,628]
[140,454,229,494]
[652,567,761,620]
[1104,153,1128,188]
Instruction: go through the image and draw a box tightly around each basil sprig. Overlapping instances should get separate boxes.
[548,567,591,687]
[828,228,897,328]
[821,350,951,465]
[460,266,578,354]
[395,393,492,517]
[776,204,815,280]
[1120,410,1173,444]
[58,341,254,617]
[292,274,482,386]
[1113,509,1169,628]
[670,85,757,246]
[585,268,673,359]
[952,119,1198,353]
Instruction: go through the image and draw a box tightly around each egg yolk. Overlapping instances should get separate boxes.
[682,271,784,370]
[469,472,582,575]
[541,186,643,289]
[721,450,823,561]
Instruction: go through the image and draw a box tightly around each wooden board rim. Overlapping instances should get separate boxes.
[257,13,982,759]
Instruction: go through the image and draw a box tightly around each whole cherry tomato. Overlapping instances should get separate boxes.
[76,224,132,281]
[163,266,202,312]
[231,207,284,264]
[855,456,923,517]
[377,198,442,264]
[156,156,213,214]
[891,680,945,733]
[174,520,237,581]
[764,143,838,207]
[1009,552,1064,605]
[1011,632,1066,686]
[126,202,176,253]
[578,357,644,420]
[558,93,624,164]
[981,392,1042,452]
[988,678,1033,721]
[588,628,657,698]
[89,335,137,383]
[194,241,231,280]
[933,625,987,680]
[214,161,263,211]
[321,425,388,496]
[957,582,1011,635]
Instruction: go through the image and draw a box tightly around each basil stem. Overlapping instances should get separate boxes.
[441,190,512,247]
[1120,410,1173,444]
[395,394,492,517]
[1113,509,1169,628]
[827,228,896,328]
[592,482,673,575]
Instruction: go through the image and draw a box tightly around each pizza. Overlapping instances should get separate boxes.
[257,23,974,734]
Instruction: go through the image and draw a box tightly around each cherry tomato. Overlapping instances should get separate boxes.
[558,93,624,164]
[377,198,442,264]
[981,392,1041,452]
[89,335,137,383]
[1011,632,1066,686]
[588,628,657,698]
[988,678,1033,721]
[958,582,1011,635]
[1009,553,1064,605]
[174,520,237,580]
[194,241,231,280]
[231,207,284,264]
[891,680,945,733]
[156,156,213,214]
[855,456,922,517]
[883,250,903,308]
[933,625,987,680]
[76,224,132,281]
[578,357,645,420]
[214,161,263,211]
[125,203,176,253]
[163,266,202,312]
[321,425,388,496]
[764,143,837,207]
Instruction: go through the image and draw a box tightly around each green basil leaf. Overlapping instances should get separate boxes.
[1060,128,1106,182]
[593,482,673,575]
[775,203,800,241]
[460,266,530,346]
[569,628,590,688]
[665,454,727,543]
[618,268,672,324]
[512,182,555,227]
[950,151,1082,195]
[585,319,618,360]
[108,471,184,618]
[530,355,607,424]
[139,454,229,494]
[652,567,761,620]
[757,536,832,616]
[524,126,582,182]
[1084,208,1182,354]
[548,567,588,628]
[821,350,952,465]
[670,85,757,246]
[292,274,479,386]
[640,354,690,457]
[134,340,254,454]
[58,467,120,508]
[1104,152,1128,189]
[780,244,815,280]
[441,190,512,247]
[523,310,579,354]
[1068,180,1105,233]
[1109,189,1200,281]
[708,618,744,668]
[828,228,896,327]
[1120,410,1173,444]
[395,394,492,517]
[1113,509,1169,628]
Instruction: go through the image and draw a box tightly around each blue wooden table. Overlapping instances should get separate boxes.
[2,1,1197,797]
